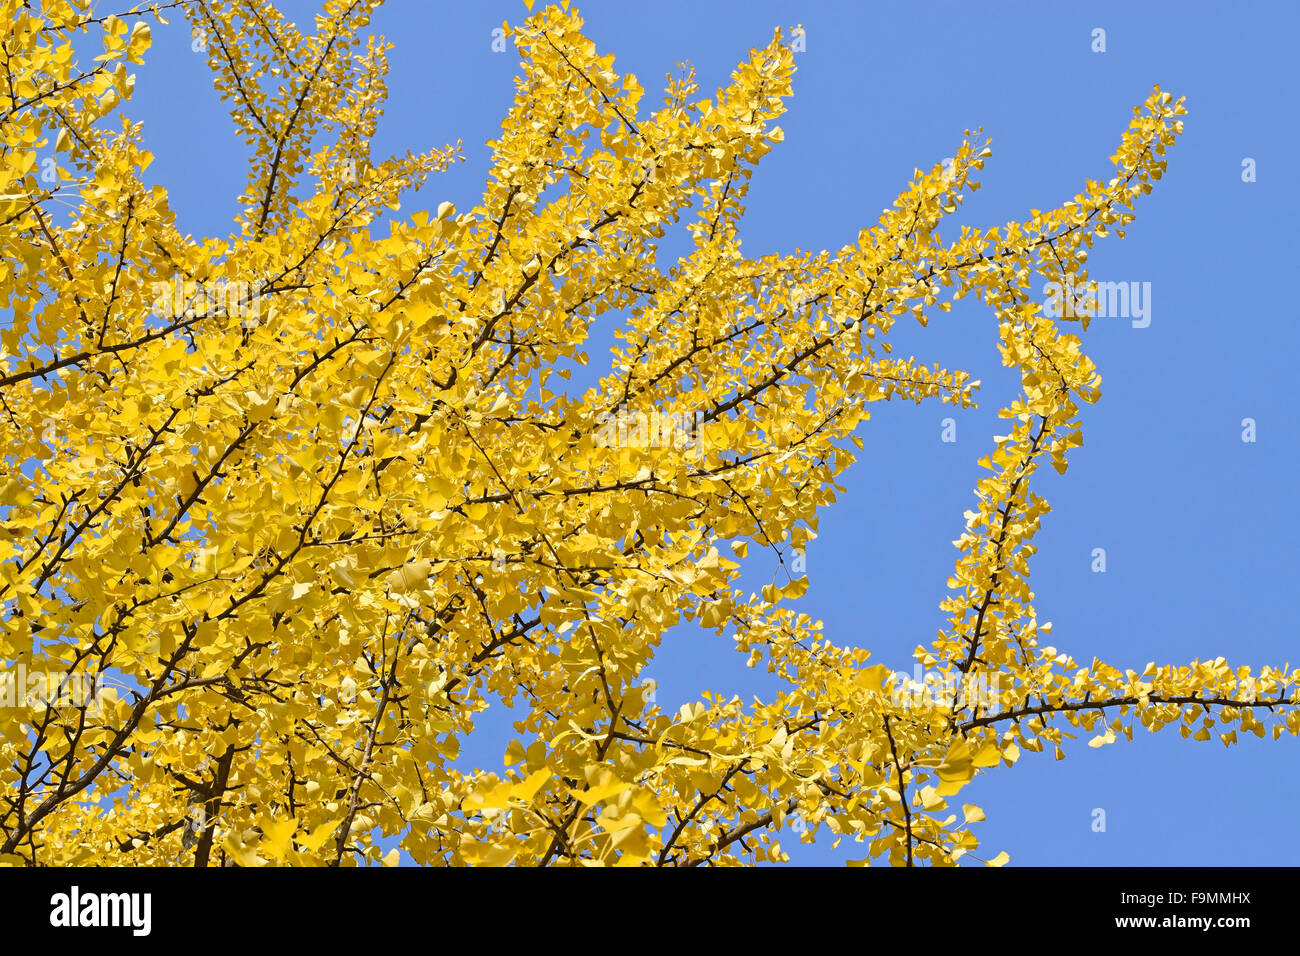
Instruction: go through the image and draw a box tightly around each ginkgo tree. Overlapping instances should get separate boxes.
[1,0,1294,867]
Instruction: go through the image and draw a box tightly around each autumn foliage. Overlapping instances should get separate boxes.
[1,0,1295,867]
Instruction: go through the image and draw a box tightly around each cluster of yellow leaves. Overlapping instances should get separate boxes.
[1,0,1295,867]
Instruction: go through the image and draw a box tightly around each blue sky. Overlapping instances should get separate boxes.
[118,0,1299,865]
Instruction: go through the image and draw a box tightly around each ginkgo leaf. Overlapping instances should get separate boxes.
[297,822,339,853]
[567,780,630,805]
[513,769,551,801]
[385,560,433,593]
[260,816,297,860]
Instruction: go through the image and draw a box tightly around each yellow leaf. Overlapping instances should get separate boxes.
[297,821,338,853]
[568,780,630,805]
[222,833,266,868]
[260,816,296,860]
[512,768,551,801]
[462,841,518,866]
[385,559,432,593]
[504,739,526,766]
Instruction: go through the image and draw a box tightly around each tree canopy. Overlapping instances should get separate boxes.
[1,0,1294,866]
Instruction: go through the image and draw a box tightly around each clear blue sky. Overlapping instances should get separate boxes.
[121,0,1299,865]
